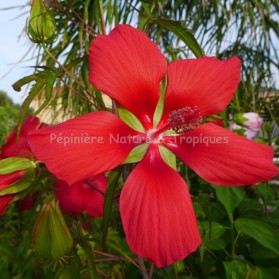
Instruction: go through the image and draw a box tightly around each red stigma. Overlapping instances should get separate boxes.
[168,106,202,134]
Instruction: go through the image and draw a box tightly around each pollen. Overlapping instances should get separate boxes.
[168,106,202,134]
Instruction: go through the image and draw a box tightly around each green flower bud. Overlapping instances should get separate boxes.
[28,0,56,43]
[32,197,73,260]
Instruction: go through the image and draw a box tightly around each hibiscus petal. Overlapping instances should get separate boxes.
[56,174,107,217]
[120,144,201,267]
[56,181,84,214]
[162,57,241,123]
[162,123,279,186]
[1,116,43,159]
[0,195,14,216]
[89,24,167,128]
[28,111,145,185]
[84,174,107,217]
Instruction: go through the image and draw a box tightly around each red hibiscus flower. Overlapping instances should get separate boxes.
[28,25,279,267]
[0,116,44,215]
[0,171,26,215]
[1,116,46,159]
[56,174,107,217]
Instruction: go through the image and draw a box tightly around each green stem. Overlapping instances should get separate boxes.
[98,0,106,35]
[234,89,241,112]
[81,241,99,279]
[185,165,191,188]
[231,220,235,260]
[137,256,150,279]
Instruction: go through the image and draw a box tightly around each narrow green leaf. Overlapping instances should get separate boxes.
[16,81,45,139]
[102,168,122,248]
[34,72,57,115]
[214,186,245,221]
[235,218,279,255]
[150,18,204,58]
[118,106,145,132]
[12,74,38,92]
[0,157,36,174]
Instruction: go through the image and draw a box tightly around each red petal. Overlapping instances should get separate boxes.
[161,57,241,123]
[89,24,167,128]
[1,116,45,159]
[120,144,201,267]
[56,174,107,217]
[162,123,279,186]
[0,170,25,191]
[0,195,14,216]
[28,111,144,185]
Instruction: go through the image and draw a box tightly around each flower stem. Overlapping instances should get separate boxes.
[98,0,106,35]
[137,256,150,279]
[230,220,235,260]
[81,241,99,279]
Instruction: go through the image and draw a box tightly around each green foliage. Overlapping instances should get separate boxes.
[235,218,279,255]
[0,1,278,278]
[214,186,245,222]
[0,91,20,146]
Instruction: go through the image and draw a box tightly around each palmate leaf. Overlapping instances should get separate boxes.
[149,18,204,58]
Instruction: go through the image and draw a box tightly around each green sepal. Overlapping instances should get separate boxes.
[159,145,176,170]
[118,106,145,132]
[123,143,148,164]
[0,157,37,175]
[0,168,35,196]
[32,197,73,260]
[153,76,167,127]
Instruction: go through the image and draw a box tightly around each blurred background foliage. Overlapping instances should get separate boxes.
[0,0,278,278]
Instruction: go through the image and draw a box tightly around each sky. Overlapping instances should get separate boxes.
[0,1,33,104]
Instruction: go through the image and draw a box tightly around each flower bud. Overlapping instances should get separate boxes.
[32,197,73,260]
[230,112,263,140]
[241,112,263,132]
[28,0,56,43]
